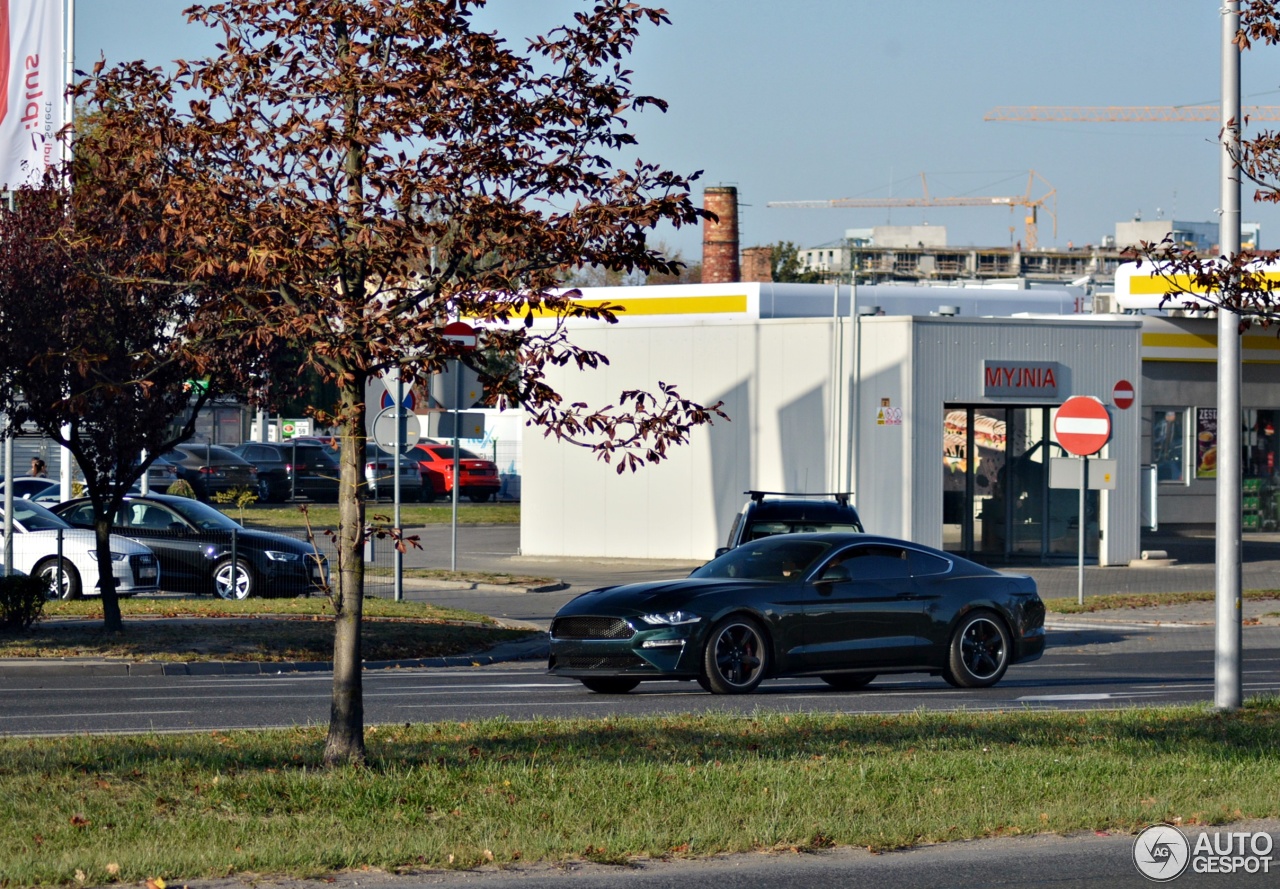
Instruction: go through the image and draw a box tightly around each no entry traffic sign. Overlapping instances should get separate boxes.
[1112,379,1135,410]
[441,321,477,351]
[1054,396,1112,457]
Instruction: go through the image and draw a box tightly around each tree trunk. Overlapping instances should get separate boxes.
[323,379,368,766]
[94,514,123,633]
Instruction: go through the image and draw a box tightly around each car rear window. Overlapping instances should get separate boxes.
[747,520,862,540]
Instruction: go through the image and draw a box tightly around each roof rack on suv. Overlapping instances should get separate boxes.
[746,490,852,507]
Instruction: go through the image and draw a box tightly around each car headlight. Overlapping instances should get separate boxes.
[265,550,301,562]
[87,551,128,562]
[638,610,702,626]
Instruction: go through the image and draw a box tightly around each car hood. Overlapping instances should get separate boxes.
[557,577,777,617]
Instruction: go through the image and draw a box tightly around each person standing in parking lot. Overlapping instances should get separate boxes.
[30,458,47,478]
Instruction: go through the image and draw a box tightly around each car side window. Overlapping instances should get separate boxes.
[908,549,952,577]
[837,545,909,582]
[62,504,96,526]
[125,504,181,531]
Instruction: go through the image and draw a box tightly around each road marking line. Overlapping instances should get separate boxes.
[0,710,194,720]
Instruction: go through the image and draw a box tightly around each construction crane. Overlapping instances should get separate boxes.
[984,105,1280,122]
[767,170,1057,251]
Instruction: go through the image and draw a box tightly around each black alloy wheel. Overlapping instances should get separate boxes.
[701,615,769,694]
[943,610,1011,688]
[36,557,82,600]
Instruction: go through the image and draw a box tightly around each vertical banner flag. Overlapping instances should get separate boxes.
[0,0,65,188]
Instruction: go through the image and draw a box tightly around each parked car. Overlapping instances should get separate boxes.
[130,452,182,495]
[53,493,327,600]
[410,442,501,502]
[165,444,259,501]
[230,440,340,503]
[1,477,61,503]
[717,491,864,556]
[549,532,1044,695]
[364,443,423,501]
[0,499,160,599]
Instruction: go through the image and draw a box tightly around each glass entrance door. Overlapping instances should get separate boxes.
[942,405,1098,563]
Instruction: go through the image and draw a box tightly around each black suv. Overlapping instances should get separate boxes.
[230,441,340,503]
[716,491,864,556]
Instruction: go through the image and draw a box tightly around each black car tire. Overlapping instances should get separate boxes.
[579,677,641,694]
[701,615,770,694]
[943,610,1011,688]
[213,558,255,601]
[257,478,279,504]
[468,492,493,503]
[419,482,437,503]
[35,558,81,600]
[820,673,877,691]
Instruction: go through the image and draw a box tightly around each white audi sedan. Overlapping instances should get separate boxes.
[0,499,160,599]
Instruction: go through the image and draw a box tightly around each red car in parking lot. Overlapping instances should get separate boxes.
[411,442,501,502]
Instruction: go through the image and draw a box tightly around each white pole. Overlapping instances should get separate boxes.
[1077,455,1088,606]
[450,360,462,572]
[59,0,76,504]
[393,374,403,602]
[3,417,13,577]
[1216,0,1243,711]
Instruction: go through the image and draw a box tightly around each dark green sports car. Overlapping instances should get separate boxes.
[549,533,1045,695]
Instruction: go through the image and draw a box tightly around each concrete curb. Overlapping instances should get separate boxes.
[0,633,551,678]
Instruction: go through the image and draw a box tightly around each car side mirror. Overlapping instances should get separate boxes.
[714,547,730,557]
[818,565,851,583]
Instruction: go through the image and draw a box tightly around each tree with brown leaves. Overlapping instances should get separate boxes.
[78,0,722,765]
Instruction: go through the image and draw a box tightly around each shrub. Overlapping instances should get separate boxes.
[0,573,49,631]
[212,485,259,521]
[166,478,198,499]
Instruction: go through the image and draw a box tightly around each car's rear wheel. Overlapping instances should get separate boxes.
[419,482,437,503]
[468,492,493,503]
[35,558,81,600]
[820,673,876,691]
[257,479,279,504]
[579,677,641,694]
[701,615,769,694]
[943,610,1011,688]
[213,558,255,600]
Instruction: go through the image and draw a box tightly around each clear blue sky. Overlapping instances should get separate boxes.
[74,0,1280,261]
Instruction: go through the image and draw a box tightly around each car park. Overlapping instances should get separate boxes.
[53,493,327,600]
[0,499,160,599]
[549,532,1044,695]
[717,490,864,556]
[230,440,340,503]
[165,445,259,501]
[410,442,501,502]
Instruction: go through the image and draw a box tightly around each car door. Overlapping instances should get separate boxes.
[116,502,210,589]
[798,543,932,670]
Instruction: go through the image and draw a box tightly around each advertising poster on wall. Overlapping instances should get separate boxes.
[1153,409,1185,482]
[1196,408,1217,480]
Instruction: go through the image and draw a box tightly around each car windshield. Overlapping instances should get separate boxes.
[5,498,73,531]
[692,537,832,581]
[747,519,863,539]
[162,498,242,531]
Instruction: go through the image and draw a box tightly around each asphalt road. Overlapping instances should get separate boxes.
[4,624,1280,736]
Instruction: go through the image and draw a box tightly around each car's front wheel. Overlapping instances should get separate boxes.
[35,558,81,600]
[579,677,640,694]
[943,610,1011,688]
[468,491,493,503]
[701,615,769,694]
[820,673,876,691]
[213,558,255,600]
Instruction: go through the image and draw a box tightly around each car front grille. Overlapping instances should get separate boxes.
[557,655,648,671]
[551,616,635,640]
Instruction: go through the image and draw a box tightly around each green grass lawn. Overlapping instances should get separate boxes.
[1,599,533,663]
[2,703,1278,886]
[220,502,519,529]
[1044,589,1280,614]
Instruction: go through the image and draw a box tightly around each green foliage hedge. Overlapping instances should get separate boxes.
[0,573,48,630]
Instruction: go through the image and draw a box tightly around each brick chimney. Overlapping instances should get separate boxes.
[740,246,773,282]
[702,186,739,283]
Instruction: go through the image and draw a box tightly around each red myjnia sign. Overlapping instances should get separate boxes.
[1054,396,1112,457]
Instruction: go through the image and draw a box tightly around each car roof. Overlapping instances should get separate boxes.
[748,499,861,521]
